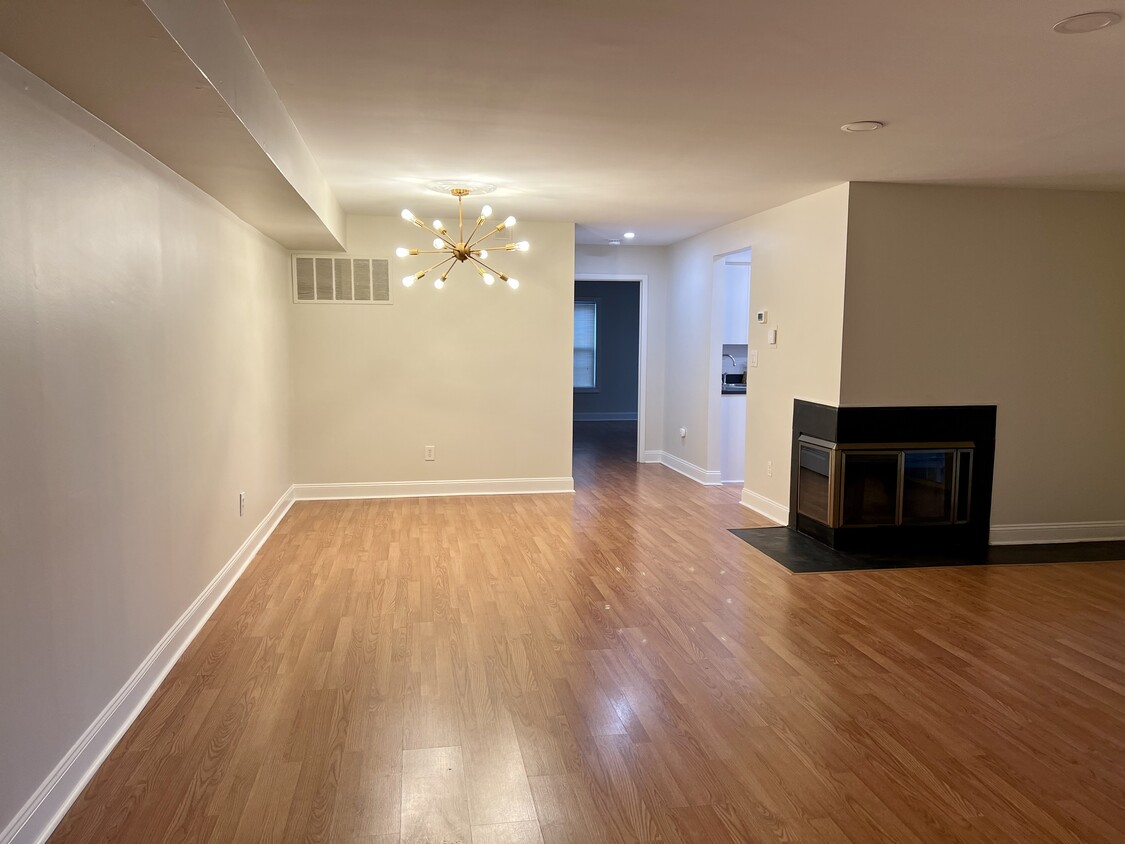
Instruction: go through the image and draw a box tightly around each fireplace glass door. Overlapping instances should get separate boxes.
[840,452,900,526]
[797,442,833,524]
[901,450,955,524]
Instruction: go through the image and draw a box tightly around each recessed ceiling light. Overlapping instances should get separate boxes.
[609,239,621,246]
[841,121,884,133]
[623,232,636,239]
[1053,11,1121,34]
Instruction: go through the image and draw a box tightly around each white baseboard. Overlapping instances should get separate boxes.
[291,477,575,501]
[740,488,789,526]
[573,412,638,422]
[0,485,296,844]
[640,450,664,464]
[652,451,722,486]
[989,520,1125,545]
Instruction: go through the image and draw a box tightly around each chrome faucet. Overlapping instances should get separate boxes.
[723,353,738,371]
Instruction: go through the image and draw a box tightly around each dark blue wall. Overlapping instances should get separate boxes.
[574,280,640,419]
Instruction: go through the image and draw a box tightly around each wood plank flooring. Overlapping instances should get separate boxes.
[51,422,1125,842]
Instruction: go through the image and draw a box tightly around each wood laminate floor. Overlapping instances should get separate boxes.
[52,422,1125,842]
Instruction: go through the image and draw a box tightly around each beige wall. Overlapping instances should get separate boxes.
[290,215,576,485]
[574,244,670,454]
[667,185,850,513]
[0,57,292,826]
[842,183,1125,528]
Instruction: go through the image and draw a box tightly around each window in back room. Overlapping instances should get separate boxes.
[574,299,597,391]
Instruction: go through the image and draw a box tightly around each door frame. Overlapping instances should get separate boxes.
[574,273,648,462]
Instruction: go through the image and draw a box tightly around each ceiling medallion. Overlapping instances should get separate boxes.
[425,179,496,196]
[397,186,527,290]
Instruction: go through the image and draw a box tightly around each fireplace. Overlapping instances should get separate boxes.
[790,401,995,552]
[798,437,973,527]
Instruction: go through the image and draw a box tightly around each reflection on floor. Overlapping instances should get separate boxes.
[572,420,637,484]
[49,423,1125,843]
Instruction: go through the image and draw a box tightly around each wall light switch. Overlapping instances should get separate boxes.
[750,350,759,367]
[239,492,246,516]
[767,328,778,347]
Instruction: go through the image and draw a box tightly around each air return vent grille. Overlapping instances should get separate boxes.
[292,256,391,304]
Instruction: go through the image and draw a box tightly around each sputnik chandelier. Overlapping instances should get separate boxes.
[396,186,529,290]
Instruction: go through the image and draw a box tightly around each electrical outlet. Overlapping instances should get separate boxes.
[239,491,246,516]
[424,445,436,461]
[750,350,759,367]
[767,461,773,477]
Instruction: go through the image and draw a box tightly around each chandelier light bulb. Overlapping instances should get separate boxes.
[395,247,409,258]
[504,215,517,228]
[402,274,415,287]
[401,209,415,222]
[483,273,495,285]
[507,277,519,290]
[433,278,444,289]
[481,205,492,218]
[432,220,443,230]
[516,241,530,252]
[433,238,444,249]
[479,250,489,259]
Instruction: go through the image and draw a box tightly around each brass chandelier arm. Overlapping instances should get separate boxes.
[468,227,501,251]
[465,217,484,245]
[417,255,458,278]
[437,255,458,280]
[467,254,509,280]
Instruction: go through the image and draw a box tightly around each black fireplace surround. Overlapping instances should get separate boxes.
[789,400,996,552]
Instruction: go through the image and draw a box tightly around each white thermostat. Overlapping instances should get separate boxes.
[755,310,767,324]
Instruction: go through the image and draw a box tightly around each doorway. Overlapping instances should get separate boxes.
[711,250,751,484]
[572,274,648,474]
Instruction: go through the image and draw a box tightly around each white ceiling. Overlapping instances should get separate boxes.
[226,0,1125,245]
